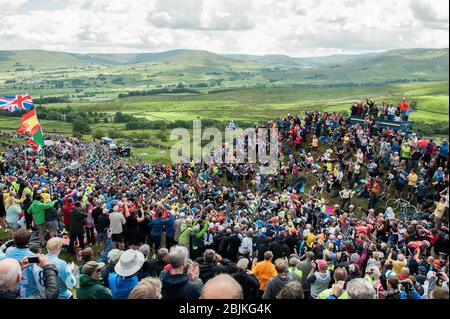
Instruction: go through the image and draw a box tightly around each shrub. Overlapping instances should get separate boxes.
[72,117,91,135]
[107,129,125,139]
[132,132,151,140]
[92,130,106,140]
[156,130,168,142]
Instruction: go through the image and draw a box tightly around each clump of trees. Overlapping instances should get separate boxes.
[124,116,257,131]
[92,129,106,140]
[414,121,449,137]
[72,117,91,137]
[114,112,136,123]
[155,130,168,142]
[34,96,70,104]
[118,87,201,98]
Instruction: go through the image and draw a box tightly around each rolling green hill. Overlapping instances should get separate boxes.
[0,48,447,88]
[224,48,449,67]
[252,48,449,84]
[72,49,192,65]
[0,50,94,70]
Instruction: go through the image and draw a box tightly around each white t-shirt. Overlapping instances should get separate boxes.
[109,212,126,234]
[239,237,253,255]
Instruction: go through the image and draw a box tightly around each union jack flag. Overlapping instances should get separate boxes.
[0,95,34,112]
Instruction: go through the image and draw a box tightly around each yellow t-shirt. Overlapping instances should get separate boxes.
[306,233,316,248]
[434,202,446,219]
[392,259,407,276]
[407,173,418,186]
[326,162,333,172]
[388,253,407,275]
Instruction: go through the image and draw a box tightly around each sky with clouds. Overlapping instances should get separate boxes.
[0,0,448,57]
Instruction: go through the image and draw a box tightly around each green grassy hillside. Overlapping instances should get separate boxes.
[0,50,94,69]
[0,48,448,97]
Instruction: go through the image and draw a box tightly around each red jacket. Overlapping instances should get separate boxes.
[61,203,74,225]
[400,101,410,111]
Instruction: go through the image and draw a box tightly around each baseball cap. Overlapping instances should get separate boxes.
[82,261,105,276]
[316,260,327,270]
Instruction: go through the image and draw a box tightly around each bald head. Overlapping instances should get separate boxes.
[201,274,243,299]
[0,258,22,290]
[400,267,410,277]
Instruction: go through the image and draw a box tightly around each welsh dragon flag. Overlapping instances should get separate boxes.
[16,108,44,150]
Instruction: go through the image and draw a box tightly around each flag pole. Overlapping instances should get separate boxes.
[33,105,51,194]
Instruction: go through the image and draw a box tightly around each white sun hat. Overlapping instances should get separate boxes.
[114,249,145,277]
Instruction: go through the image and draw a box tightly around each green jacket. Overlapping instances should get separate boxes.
[76,274,112,299]
[195,220,209,238]
[288,266,303,282]
[27,200,56,225]
[178,222,196,246]
[10,182,20,193]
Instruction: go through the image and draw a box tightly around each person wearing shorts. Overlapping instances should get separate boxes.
[45,202,60,238]
[111,233,123,244]
[109,205,126,250]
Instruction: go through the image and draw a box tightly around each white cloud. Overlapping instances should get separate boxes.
[0,0,28,12]
[0,0,447,56]
[410,0,449,29]
[147,0,254,31]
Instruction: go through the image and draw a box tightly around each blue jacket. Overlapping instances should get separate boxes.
[0,247,40,297]
[165,216,176,238]
[108,273,139,299]
[439,142,449,157]
[392,142,401,153]
[1,247,35,261]
[434,171,444,182]
[397,170,408,185]
[160,271,202,299]
[148,217,169,237]
[400,288,422,299]
[46,253,77,299]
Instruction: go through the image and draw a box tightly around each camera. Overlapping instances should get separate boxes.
[400,280,413,292]
[27,257,40,264]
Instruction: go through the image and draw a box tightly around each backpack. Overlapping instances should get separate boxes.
[44,206,58,222]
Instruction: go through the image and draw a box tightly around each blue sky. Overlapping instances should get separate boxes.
[0,0,448,56]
